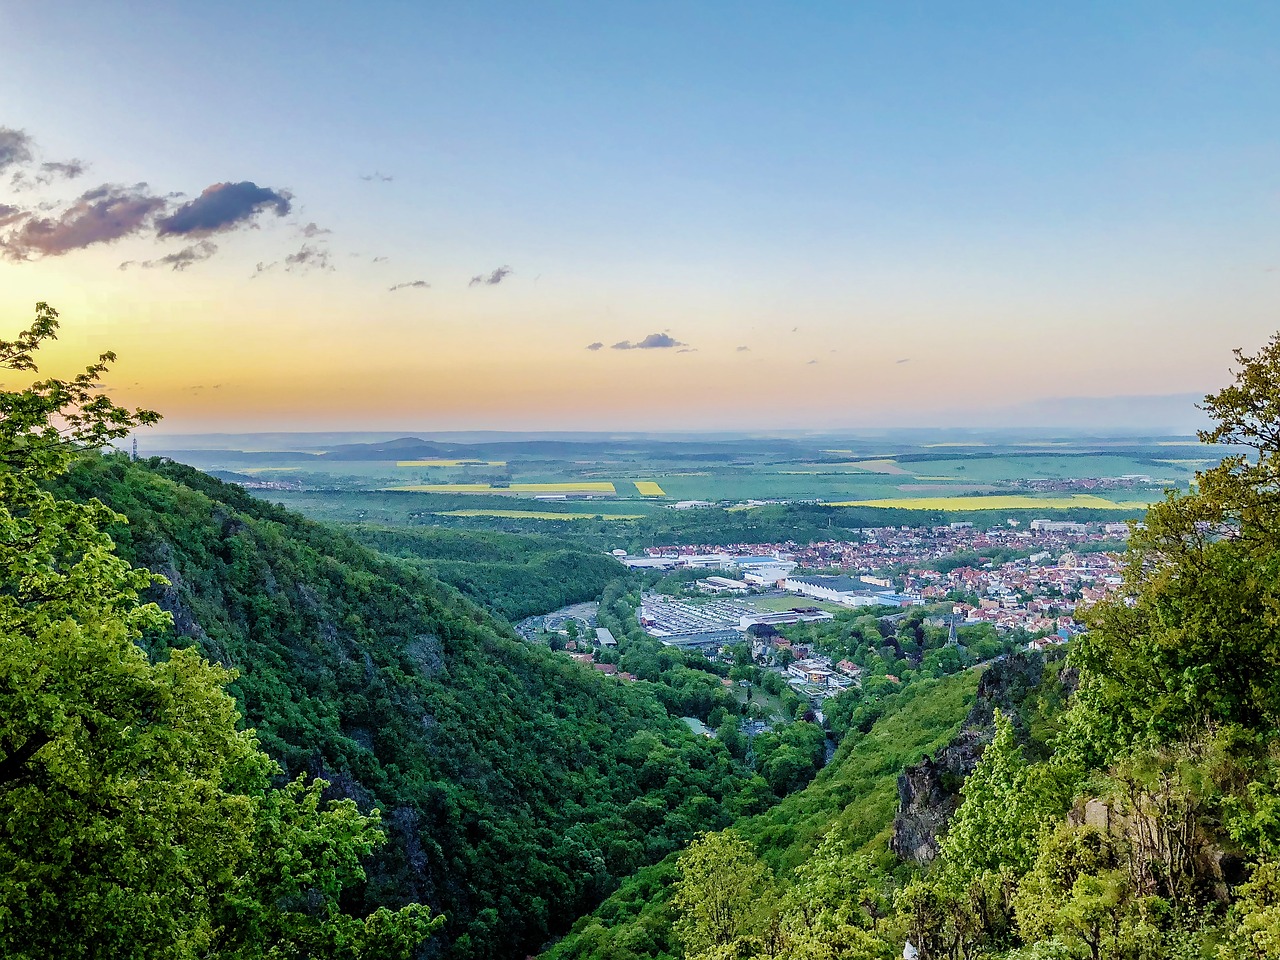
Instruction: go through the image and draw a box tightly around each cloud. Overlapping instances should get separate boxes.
[611,333,686,350]
[155,181,292,237]
[807,359,819,365]
[1,182,166,259]
[469,265,512,286]
[0,128,34,173]
[11,159,87,191]
[119,239,219,271]
[677,348,697,353]
[896,357,911,364]
[0,204,24,227]
[284,243,332,273]
[299,221,330,237]
[360,172,393,182]
[736,345,750,352]
[371,255,389,263]
[586,341,604,351]
[389,280,431,291]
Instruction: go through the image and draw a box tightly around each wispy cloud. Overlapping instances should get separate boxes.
[469,264,512,286]
[611,333,686,350]
[119,239,218,271]
[360,171,394,182]
[284,243,333,273]
[736,345,750,352]
[0,128,34,173]
[389,279,430,291]
[585,341,604,351]
[12,159,87,191]
[299,221,330,238]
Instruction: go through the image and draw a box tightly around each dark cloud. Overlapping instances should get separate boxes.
[1,182,166,259]
[284,243,332,273]
[469,265,512,287]
[389,280,431,291]
[119,240,219,271]
[360,172,394,182]
[611,333,686,350]
[0,204,24,227]
[0,128,33,173]
[586,341,604,351]
[299,221,330,237]
[736,345,750,352]
[155,181,292,238]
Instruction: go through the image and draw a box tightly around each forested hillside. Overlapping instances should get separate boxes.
[49,454,762,959]
[342,525,623,622]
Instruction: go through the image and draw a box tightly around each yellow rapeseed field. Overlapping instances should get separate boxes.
[634,481,666,496]
[826,494,1150,511]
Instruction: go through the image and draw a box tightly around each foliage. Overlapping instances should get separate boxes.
[671,832,774,958]
[0,304,439,959]
[52,451,759,958]
[346,525,623,622]
[543,672,978,958]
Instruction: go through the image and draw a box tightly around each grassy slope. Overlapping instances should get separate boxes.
[543,670,980,959]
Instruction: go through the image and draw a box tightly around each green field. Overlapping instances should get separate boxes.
[154,431,1213,532]
[436,509,644,520]
[828,494,1152,511]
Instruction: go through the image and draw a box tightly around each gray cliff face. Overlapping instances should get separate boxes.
[891,728,986,862]
[891,652,1067,864]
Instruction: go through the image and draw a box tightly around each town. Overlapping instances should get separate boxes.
[622,517,1128,633]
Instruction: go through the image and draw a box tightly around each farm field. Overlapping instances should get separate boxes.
[144,429,1222,538]
[436,509,645,521]
[387,481,618,494]
[827,494,1153,511]
[396,459,507,467]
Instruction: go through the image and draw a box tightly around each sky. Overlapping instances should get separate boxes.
[1,2,1278,433]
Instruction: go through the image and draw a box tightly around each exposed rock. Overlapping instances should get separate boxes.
[891,652,1062,864]
[891,728,986,862]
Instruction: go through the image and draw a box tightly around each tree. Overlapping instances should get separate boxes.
[940,711,1057,883]
[0,304,440,959]
[671,831,772,958]
[1074,333,1280,752]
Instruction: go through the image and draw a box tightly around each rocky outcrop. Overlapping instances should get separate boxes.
[891,727,986,862]
[891,652,1063,864]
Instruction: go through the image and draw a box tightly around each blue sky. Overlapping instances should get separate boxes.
[1,2,1277,431]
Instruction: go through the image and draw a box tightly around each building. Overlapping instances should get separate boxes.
[739,609,835,631]
[595,627,617,647]
[734,556,798,586]
[700,575,751,594]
